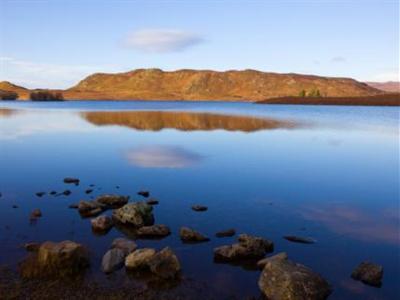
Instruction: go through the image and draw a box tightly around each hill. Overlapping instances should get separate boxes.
[365,81,400,93]
[2,69,383,102]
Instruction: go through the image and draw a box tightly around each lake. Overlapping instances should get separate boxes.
[0,101,399,299]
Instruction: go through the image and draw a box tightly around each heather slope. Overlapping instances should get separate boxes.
[65,69,381,101]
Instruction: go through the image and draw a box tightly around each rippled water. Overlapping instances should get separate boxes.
[0,101,399,299]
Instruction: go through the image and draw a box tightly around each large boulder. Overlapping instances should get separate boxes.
[180,227,209,242]
[258,253,331,300]
[20,240,89,278]
[112,202,154,227]
[101,248,126,273]
[78,200,104,218]
[125,247,180,279]
[136,224,171,238]
[214,234,274,261]
[351,261,383,287]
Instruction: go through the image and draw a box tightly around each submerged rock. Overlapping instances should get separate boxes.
[112,202,154,227]
[30,209,42,219]
[111,238,137,255]
[351,261,383,287]
[20,240,89,278]
[35,192,45,197]
[146,198,159,205]
[138,191,150,198]
[136,224,171,238]
[64,177,80,185]
[216,229,236,238]
[49,191,57,195]
[85,189,93,194]
[12,204,18,209]
[101,248,126,273]
[180,227,209,242]
[62,190,71,196]
[214,234,274,262]
[191,205,208,212]
[258,253,331,300]
[91,215,113,232]
[284,235,315,244]
[69,203,79,209]
[125,247,180,279]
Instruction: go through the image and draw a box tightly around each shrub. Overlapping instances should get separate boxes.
[30,90,64,101]
[0,90,18,100]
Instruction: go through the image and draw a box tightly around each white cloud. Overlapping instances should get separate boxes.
[124,29,204,53]
[0,56,118,89]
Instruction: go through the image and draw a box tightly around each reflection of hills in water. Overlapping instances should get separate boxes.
[82,111,296,132]
[0,108,17,118]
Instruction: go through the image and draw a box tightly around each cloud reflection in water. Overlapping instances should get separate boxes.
[126,145,203,168]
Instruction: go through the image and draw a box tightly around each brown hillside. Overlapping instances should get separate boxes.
[0,81,30,99]
[65,69,381,101]
[365,81,400,93]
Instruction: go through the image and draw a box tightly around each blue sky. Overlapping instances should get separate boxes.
[0,0,398,88]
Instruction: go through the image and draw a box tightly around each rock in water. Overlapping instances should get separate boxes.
[35,192,45,197]
[351,261,383,287]
[50,191,57,195]
[180,227,210,242]
[85,189,93,194]
[78,200,104,217]
[20,240,89,278]
[62,190,71,196]
[30,209,42,219]
[96,194,129,208]
[24,242,40,252]
[136,224,171,238]
[111,238,137,255]
[214,234,274,261]
[216,229,236,237]
[258,253,331,300]
[137,191,150,198]
[64,177,80,185]
[146,198,159,205]
[91,215,113,232]
[191,205,208,212]
[112,202,154,227]
[125,248,157,269]
[125,247,180,279]
[148,247,181,279]
[284,235,315,244]
[101,248,126,273]
[257,252,288,269]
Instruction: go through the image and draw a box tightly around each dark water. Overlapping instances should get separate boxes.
[0,101,399,299]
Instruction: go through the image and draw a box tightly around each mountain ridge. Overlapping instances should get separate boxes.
[1,68,383,101]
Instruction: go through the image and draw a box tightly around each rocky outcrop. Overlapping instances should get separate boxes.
[179,227,209,242]
[258,253,332,300]
[125,248,156,269]
[101,248,126,273]
[20,241,89,278]
[214,234,274,262]
[112,202,154,227]
[96,194,129,208]
[111,238,137,255]
[78,194,129,218]
[351,261,383,287]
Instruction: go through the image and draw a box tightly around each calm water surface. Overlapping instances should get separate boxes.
[0,101,399,299]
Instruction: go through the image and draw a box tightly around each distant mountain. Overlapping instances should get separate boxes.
[365,81,400,93]
[1,69,382,101]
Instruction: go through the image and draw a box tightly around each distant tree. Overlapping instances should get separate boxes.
[0,90,18,100]
[30,90,64,101]
[298,90,306,97]
[308,89,321,97]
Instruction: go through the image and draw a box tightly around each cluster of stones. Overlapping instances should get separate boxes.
[15,179,384,298]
